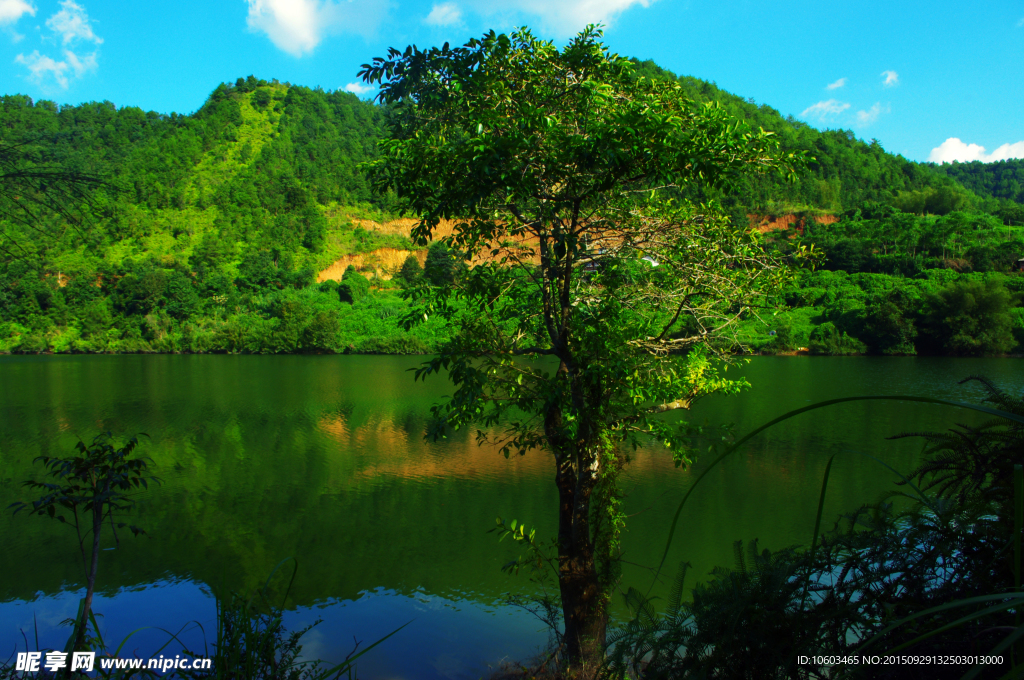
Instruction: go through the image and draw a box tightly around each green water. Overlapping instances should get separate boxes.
[1,355,1022,677]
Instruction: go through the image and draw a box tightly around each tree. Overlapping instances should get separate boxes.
[399,253,423,284]
[9,433,157,652]
[861,286,918,354]
[919,279,1017,355]
[337,264,369,303]
[423,241,460,286]
[253,88,272,108]
[360,26,799,671]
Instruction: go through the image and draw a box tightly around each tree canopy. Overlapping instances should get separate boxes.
[361,25,802,669]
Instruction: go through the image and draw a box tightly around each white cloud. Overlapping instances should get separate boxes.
[424,2,461,26]
[800,99,850,121]
[468,0,655,35]
[15,1,100,88]
[928,137,1024,164]
[881,70,898,87]
[63,47,96,76]
[344,81,373,95]
[0,0,35,26]
[16,49,69,87]
[45,0,101,45]
[826,77,846,90]
[247,0,319,56]
[855,102,888,126]
[1017,16,1024,27]
[15,47,97,88]
[246,0,391,57]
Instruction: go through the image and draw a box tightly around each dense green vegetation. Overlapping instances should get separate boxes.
[615,62,1024,358]
[933,158,1024,206]
[0,77,446,354]
[733,209,1024,356]
[1,62,1023,356]
[629,60,998,218]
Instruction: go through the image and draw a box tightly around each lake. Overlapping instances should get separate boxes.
[1,355,1021,678]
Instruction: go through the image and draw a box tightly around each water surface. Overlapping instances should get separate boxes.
[1,355,1021,677]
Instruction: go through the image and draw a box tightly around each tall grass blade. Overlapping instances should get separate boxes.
[964,625,1024,680]
[63,599,87,654]
[884,600,1019,654]
[1016,464,1023,668]
[800,453,834,610]
[260,556,300,610]
[1016,465,1022,596]
[853,592,1024,654]
[654,395,1024,585]
[315,620,413,679]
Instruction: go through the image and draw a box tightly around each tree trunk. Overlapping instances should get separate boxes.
[555,457,608,675]
[74,500,104,652]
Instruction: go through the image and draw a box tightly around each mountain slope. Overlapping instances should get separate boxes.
[933,158,1024,201]
[630,60,985,218]
[1,68,1021,356]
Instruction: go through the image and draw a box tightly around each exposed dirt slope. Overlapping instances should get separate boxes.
[316,214,832,281]
[751,213,838,234]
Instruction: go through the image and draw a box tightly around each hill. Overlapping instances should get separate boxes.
[629,60,996,219]
[931,158,1024,203]
[930,159,1024,226]
[1,67,1023,356]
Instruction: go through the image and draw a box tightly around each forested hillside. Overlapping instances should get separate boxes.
[1,66,1023,356]
[932,158,1024,206]
[0,76,442,354]
[630,60,1004,219]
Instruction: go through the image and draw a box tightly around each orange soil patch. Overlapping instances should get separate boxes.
[317,247,427,283]
[317,217,541,282]
[318,213,839,281]
[750,213,838,235]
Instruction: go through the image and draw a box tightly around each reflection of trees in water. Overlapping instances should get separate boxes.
[0,381,555,609]
[7,357,1024,616]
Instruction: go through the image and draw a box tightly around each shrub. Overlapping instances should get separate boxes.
[918,279,1017,355]
[808,322,865,355]
[860,287,918,354]
[337,266,369,304]
[301,310,340,352]
[399,254,422,285]
[423,242,462,287]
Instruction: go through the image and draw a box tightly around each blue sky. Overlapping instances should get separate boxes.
[0,0,1021,164]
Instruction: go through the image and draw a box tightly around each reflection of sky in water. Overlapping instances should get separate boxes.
[0,581,549,680]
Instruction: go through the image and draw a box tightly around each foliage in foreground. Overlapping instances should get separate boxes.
[606,377,1023,679]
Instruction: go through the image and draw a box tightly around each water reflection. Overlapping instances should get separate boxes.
[2,355,1023,677]
[0,582,549,680]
